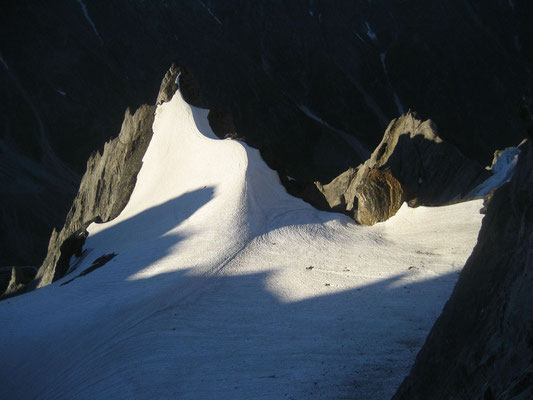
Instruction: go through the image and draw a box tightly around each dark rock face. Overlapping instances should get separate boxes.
[310,113,489,225]
[393,139,533,400]
[31,102,155,288]
[207,109,238,139]
[29,66,180,289]
[2,1,532,266]
[52,229,88,283]
[371,114,490,205]
[0,267,12,294]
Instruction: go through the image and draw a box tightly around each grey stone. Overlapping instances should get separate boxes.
[30,66,180,289]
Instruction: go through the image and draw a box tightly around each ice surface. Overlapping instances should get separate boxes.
[0,91,484,399]
[467,146,521,198]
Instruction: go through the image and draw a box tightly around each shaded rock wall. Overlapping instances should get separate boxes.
[392,138,533,400]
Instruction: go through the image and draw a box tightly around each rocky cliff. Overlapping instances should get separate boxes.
[26,66,180,290]
[2,0,532,267]
[393,138,533,399]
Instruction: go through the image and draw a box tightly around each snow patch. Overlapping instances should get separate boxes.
[467,146,521,198]
[75,0,103,43]
[365,21,377,40]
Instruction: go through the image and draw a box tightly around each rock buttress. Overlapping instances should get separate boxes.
[29,66,180,290]
[392,138,533,400]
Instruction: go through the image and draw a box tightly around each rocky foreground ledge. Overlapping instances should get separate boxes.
[393,138,533,400]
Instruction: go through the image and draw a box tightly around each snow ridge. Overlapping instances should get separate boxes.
[0,90,485,400]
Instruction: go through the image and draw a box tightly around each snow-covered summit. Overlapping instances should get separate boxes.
[0,91,484,399]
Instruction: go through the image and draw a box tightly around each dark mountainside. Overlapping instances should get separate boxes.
[393,138,533,400]
[2,0,533,267]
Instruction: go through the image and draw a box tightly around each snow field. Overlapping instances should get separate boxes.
[0,90,484,399]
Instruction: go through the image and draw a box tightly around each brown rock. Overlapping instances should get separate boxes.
[207,108,238,139]
[352,168,405,226]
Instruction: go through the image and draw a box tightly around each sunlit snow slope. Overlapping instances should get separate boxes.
[0,91,484,400]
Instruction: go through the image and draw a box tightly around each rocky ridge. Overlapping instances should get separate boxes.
[25,66,180,291]
[7,67,513,298]
[295,112,490,225]
[30,103,155,289]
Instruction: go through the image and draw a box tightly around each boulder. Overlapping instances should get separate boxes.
[392,138,533,400]
[351,168,405,226]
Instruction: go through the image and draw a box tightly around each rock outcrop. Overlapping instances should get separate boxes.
[306,112,489,225]
[26,66,180,290]
[0,266,37,299]
[392,138,533,400]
